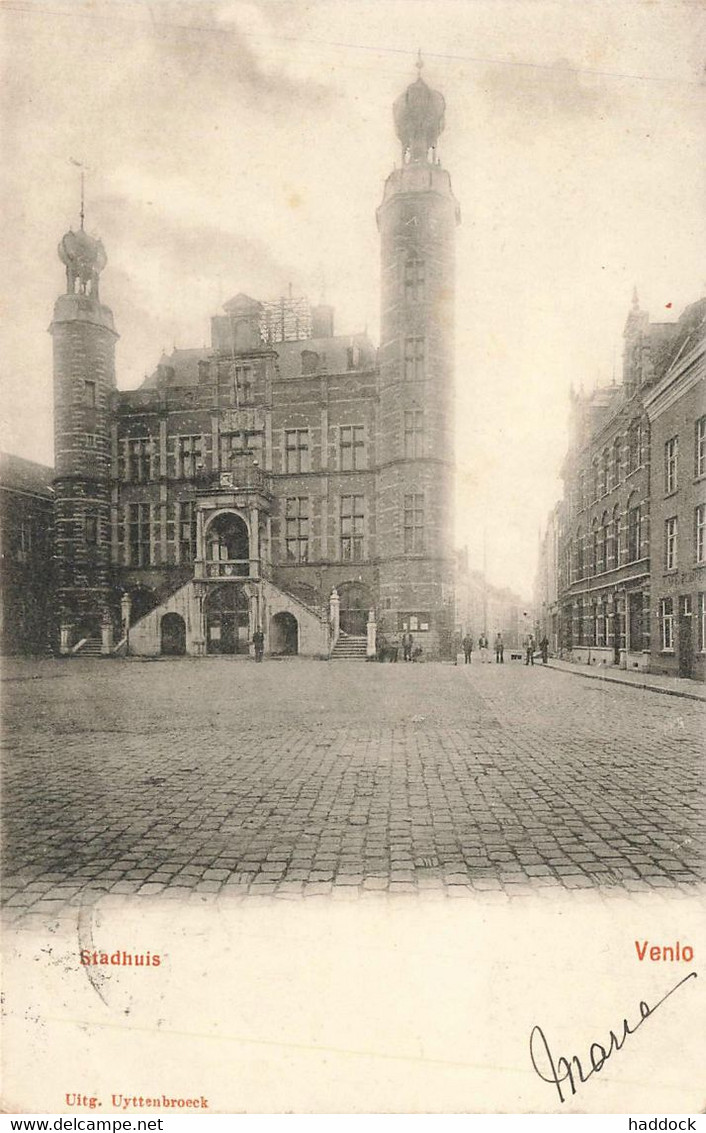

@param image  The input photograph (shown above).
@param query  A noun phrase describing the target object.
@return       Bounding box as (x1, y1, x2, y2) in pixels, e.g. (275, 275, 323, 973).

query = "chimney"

(311, 304, 334, 338)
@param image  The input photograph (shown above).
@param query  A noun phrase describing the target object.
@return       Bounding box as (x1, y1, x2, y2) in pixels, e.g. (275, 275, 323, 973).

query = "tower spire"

(415, 48, 424, 75)
(69, 158, 86, 230)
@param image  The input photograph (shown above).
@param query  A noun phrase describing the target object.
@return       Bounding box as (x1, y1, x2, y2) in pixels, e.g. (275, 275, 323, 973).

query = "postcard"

(1, 0, 704, 1116)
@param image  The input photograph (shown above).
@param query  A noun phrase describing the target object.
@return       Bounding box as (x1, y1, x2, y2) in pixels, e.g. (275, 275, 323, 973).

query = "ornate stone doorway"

(204, 584, 250, 654)
(337, 581, 372, 636)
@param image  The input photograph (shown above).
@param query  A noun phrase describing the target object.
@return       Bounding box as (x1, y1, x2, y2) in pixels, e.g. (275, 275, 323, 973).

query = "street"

(2, 656, 703, 919)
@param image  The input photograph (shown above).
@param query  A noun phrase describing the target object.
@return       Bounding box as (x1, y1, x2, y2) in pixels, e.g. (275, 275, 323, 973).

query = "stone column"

(249, 507, 260, 577)
(59, 623, 71, 655)
(101, 618, 114, 655)
(120, 593, 132, 654)
(329, 588, 340, 641)
(366, 609, 377, 658)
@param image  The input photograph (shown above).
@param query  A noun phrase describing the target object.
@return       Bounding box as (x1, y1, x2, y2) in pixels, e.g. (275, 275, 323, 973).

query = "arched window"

(612, 435, 621, 489)
(613, 503, 621, 568)
(591, 518, 599, 575)
(627, 420, 641, 474)
(576, 527, 585, 580)
(599, 511, 609, 574)
(600, 449, 609, 497)
(627, 494, 641, 562)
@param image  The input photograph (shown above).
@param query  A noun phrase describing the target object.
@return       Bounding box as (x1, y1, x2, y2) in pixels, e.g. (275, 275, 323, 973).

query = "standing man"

(524, 632, 535, 666)
(494, 632, 504, 664)
(252, 627, 265, 662)
(402, 630, 414, 662)
(539, 634, 549, 665)
(462, 633, 474, 664)
(478, 632, 489, 663)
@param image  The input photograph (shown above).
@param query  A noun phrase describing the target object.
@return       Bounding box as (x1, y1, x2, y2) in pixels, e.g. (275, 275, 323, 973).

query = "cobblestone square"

(2, 657, 704, 918)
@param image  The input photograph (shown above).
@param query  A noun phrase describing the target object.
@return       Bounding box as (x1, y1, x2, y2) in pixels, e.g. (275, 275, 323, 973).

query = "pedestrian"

(402, 631, 414, 662)
(539, 635, 549, 665)
(462, 633, 474, 664)
(389, 631, 400, 662)
(494, 632, 504, 664)
(524, 632, 535, 666)
(478, 632, 489, 663)
(252, 627, 264, 662)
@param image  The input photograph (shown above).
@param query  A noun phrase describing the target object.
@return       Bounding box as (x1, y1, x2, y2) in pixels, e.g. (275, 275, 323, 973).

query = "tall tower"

(50, 222, 118, 650)
(376, 59, 460, 656)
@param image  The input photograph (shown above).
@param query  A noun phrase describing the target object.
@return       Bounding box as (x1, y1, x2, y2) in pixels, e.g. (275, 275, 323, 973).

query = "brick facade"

(46, 69, 459, 659)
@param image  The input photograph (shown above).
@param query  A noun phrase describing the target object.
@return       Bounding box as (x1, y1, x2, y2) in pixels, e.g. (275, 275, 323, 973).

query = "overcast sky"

(1, 0, 704, 596)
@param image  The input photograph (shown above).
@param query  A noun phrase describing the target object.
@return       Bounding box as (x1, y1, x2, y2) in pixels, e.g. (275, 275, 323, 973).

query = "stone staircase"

(72, 635, 104, 657)
(330, 631, 368, 661)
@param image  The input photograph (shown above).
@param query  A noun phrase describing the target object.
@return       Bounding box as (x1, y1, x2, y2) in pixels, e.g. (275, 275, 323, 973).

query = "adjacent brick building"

(545, 293, 706, 679)
(0, 453, 54, 654)
(47, 64, 460, 659)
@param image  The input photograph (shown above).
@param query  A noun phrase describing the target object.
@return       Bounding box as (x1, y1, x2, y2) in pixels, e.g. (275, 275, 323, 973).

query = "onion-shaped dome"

(58, 229, 107, 295)
(393, 75, 445, 163)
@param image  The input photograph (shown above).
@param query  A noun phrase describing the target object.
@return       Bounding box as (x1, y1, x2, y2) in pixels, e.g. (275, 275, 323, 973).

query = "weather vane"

(69, 157, 87, 230)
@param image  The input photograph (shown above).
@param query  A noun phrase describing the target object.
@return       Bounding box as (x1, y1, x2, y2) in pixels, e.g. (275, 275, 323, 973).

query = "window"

(404, 259, 425, 303)
(128, 503, 151, 567)
(179, 502, 197, 563)
(613, 507, 622, 568)
(403, 493, 424, 553)
(696, 504, 706, 564)
(127, 437, 154, 482)
(576, 531, 585, 580)
(404, 337, 425, 381)
(627, 503, 641, 562)
(85, 513, 98, 545)
(698, 593, 706, 652)
(660, 598, 674, 651)
(340, 495, 364, 561)
(696, 417, 706, 478)
(284, 497, 309, 562)
(179, 435, 202, 479)
(665, 436, 678, 494)
(301, 350, 319, 376)
(612, 437, 621, 489)
(404, 410, 424, 458)
(627, 421, 641, 474)
(222, 431, 263, 464)
(600, 450, 609, 497)
(234, 365, 253, 404)
(665, 516, 678, 570)
(284, 429, 310, 473)
(576, 598, 584, 645)
(83, 380, 96, 408)
(340, 426, 365, 471)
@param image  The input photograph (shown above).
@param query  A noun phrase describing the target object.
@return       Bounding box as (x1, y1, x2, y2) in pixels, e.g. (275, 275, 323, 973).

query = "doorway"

(678, 595, 693, 678)
(337, 581, 373, 636)
(270, 612, 298, 655)
(161, 613, 186, 656)
(628, 592, 642, 652)
(205, 585, 250, 654)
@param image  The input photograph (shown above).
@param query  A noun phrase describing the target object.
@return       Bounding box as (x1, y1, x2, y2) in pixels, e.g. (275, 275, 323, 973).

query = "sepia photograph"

(1, 0, 704, 1116)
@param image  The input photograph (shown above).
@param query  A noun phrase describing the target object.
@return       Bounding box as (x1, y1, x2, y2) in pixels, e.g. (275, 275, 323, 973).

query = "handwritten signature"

(530, 971, 697, 1103)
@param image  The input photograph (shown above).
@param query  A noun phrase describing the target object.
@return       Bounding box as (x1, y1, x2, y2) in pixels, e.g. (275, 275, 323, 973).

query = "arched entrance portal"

(271, 612, 298, 655)
(206, 513, 249, 575)
(161, 613, 186, 656)
(337, 581, 373, 636)
(205, 585, 249, 654)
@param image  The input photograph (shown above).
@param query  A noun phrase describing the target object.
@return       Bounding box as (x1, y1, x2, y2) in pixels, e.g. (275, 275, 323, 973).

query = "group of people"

(377, 631, 420, 662)
(461, 631, 549, 666)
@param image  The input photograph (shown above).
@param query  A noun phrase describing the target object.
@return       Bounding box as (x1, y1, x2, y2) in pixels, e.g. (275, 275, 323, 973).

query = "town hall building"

(49, 63, 460, 660)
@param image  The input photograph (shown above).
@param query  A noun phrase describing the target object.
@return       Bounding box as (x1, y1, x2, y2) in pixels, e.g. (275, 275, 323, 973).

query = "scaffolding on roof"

(260, 295, 311, 343)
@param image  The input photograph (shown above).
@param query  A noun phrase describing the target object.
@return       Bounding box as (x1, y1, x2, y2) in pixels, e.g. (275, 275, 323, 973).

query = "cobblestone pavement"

(2, 657, 704, 919)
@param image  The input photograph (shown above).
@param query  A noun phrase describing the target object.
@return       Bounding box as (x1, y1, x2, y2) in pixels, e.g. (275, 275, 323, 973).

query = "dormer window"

(301, 350, 319, 375)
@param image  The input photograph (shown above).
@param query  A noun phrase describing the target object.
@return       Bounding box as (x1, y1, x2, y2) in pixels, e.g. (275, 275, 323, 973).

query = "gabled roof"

(0, 452, 54, 496)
